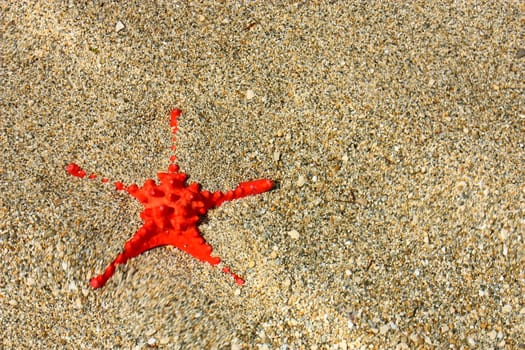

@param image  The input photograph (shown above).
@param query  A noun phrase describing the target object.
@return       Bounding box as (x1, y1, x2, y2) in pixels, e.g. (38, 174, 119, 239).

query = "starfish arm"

(90, 225, 222, 288)
(89, 224, 155, 289)
(89, 254, 122, 289)
(66, 163, 86, 178)
(236, 179, 274, 196)
(66, 162, 129, 190)
(211, 179, 274, 207)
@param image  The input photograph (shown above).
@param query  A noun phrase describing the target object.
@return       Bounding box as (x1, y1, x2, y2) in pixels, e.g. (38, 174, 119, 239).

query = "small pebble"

(273, 150, 280, 161)
(68, 280, 77, 292)
(409, 333, 420, 344)
(145, 328, 157, 337)
(502, 304, 512, 313)
(466, 336, 476, 347)
(115, 21, 125, 32)
(288, 229, 300, 239)
(74, 297, 82, 309)
(297, 175, 306, 187)
(231, 339, 242, 350)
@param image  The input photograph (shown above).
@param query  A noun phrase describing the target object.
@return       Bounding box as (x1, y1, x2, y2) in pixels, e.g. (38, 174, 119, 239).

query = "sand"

(1, 1, 524, 349)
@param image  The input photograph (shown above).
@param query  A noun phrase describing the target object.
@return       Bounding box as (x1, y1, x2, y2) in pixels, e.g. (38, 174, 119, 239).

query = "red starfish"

(66, 109, 274, 289)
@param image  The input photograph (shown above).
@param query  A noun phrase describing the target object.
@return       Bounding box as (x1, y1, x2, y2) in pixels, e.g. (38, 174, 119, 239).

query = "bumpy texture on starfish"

(66, 109, 274, 289)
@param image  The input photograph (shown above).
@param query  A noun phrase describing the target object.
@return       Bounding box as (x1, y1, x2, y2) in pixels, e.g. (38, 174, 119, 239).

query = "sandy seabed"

(1, 1, 524, 349)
